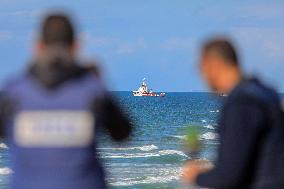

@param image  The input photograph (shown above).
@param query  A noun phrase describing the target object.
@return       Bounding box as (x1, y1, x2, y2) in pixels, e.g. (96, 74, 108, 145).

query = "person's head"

(36, 13, 77, 57)
(199, 37, 243, 93)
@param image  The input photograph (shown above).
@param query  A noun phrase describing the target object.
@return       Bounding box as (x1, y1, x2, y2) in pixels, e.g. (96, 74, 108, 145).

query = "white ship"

(132, 78, 166, 97)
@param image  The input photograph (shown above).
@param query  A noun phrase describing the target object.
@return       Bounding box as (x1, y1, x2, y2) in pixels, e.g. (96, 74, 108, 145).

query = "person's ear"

(199, 55, 208, 74)
(34, 40, 45, 57)
(70, 41, 79, 56)
(201, 61, 208, 77)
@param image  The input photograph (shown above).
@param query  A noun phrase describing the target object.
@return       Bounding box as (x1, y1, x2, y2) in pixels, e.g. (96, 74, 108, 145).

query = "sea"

(0, 92, 224, 189)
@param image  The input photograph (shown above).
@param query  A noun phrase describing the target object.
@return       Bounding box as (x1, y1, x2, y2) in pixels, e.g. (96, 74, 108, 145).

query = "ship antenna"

(142, 78, 146, 86)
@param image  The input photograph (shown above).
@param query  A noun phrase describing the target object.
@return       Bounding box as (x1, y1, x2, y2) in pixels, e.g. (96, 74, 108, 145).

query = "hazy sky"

(0, 0, 284, 92)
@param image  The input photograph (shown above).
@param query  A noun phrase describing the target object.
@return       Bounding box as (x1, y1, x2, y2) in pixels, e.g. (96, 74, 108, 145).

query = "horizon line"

(110, 90, 284, 94)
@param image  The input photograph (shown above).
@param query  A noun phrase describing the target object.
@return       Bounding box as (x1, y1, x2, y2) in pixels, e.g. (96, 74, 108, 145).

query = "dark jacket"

(196, 78, 283, 189)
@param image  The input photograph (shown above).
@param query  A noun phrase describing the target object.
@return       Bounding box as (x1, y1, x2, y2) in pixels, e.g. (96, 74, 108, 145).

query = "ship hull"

(132, 79, 165, 97)
(132, 92, 165, 97)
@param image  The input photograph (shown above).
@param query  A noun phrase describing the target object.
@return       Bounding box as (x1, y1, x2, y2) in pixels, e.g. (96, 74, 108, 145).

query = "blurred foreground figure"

(0, 13, 132, 189)
(182, 38, 284, 189)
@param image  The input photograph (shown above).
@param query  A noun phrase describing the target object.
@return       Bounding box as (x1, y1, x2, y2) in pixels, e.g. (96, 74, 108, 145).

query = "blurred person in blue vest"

(182, 38, 284, 189)
(0, 12, 132, 189)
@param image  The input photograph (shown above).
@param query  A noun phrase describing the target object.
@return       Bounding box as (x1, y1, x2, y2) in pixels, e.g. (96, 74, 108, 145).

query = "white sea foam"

(201, 119, 207, 123)
(204, 124, 215, 130)
(98, 144, 158, 152)
(107, 160, 214, 187)
(200, 132, 218, 140)
(101, 152, 159, 158)
(210, 110, 220, 113)
(0, 143, 8, 149)
(171, 135, 186, 140)
(100, 150, 188, 159)
(110, 174, 180, 186)
(139, 145, 158, 151)
(159, 150, 188, 157)
(0, 167, 13, 175)
(108, 166, 182, 186)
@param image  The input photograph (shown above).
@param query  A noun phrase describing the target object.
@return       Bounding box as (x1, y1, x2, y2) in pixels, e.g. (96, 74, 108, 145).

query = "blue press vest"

(3, 72, 107, 189)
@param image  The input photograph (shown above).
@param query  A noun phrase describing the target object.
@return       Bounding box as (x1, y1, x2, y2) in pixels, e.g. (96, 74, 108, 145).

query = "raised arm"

(94, 92, 133, 142)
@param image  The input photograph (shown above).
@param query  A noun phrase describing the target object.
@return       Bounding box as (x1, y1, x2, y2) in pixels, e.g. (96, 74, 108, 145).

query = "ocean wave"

(100, 150, 188, 159)
(98, 144, 158, 152)
(200, 132, 218, 140)
(170, 135, 186, 140)
(170, 132, 218, 142)
(159, 150, 188, 157)
(107, 159, 213, 187)
(108, 167, 181, 186)
(109, 175, 180, 186)
(204, 125, 215, 130)
(139, 145, 158, 151)
(0, 143, 8, 149)
(0, 167, 13, 175)
(210, 110, 220, 113)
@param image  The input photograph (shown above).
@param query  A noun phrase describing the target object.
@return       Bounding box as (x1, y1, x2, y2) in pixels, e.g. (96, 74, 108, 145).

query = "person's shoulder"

(76, 66, 102, 86)
(0, 72, 33, 103)
(81, 73, 105, 91)
(2, 72, 31, 92)
(229, 77, 280, 107)
(74, 64, 107, 95)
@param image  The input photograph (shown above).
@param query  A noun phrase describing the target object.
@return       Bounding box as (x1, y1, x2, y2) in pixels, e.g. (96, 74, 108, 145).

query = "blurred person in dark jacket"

(0, 12, 132, 189)
(182, 38, 284, 189)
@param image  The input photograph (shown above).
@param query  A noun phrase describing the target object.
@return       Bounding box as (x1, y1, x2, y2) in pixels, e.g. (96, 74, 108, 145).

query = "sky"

(0, 0, 284, 92)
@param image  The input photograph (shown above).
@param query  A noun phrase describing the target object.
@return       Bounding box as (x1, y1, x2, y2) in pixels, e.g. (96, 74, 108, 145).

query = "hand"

(181, 160, 213, 184)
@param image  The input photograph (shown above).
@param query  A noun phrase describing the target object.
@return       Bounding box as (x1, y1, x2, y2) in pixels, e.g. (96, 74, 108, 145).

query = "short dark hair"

(202, 38, 239, 66)
(41, 13, 75, 47)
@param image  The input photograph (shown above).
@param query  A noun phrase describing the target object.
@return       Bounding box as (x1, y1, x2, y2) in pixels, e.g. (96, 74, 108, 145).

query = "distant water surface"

(0, 92, 223, 189)
(99, 92, 222, 188)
